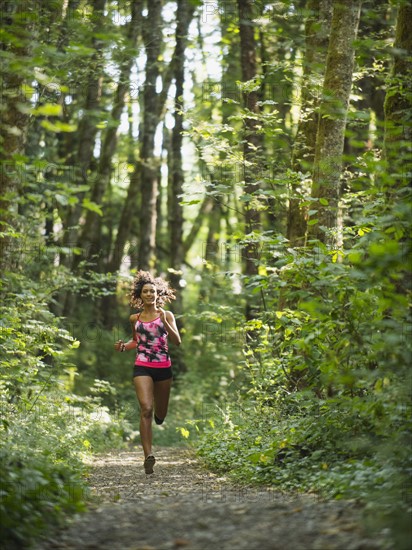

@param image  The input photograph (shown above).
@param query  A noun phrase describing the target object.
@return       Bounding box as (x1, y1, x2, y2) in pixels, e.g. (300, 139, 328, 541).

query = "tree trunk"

(182, 196, 214, 257)
(201, 200, 222, 303)
(74, 0, 143, 264)
(343, 2, 391, 162)
(287, 0, 333, 247)
(61, 0, 106, 317)
(137, 0, 163, 270)
(307, 0, 362, 246)
(382, 2, 412, 298)
(168, 0, 195, 301)
(237, 0, 262, 319)
(113, 0, 194, 273)
(167, 0, 194, 372)
(62, 0, 106, 252)
(383, 3, 412, 178)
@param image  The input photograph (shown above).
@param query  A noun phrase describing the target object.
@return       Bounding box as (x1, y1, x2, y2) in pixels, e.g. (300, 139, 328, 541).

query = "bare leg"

(153, 377, 173, 422)
(133, 376, 154, 458)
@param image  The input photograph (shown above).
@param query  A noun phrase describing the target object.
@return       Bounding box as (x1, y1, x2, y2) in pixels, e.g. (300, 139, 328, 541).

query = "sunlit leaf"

(82, 198, 103, 216)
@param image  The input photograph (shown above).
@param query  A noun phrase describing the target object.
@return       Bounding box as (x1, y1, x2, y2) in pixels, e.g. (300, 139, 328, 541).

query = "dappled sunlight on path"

(34, 448, 387, 550)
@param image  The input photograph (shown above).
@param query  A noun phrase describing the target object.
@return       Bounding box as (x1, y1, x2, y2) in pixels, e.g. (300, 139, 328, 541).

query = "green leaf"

(179, 199, 202, 205)
(32, 104, 62, 117)
(82, 199, 103, 216)
(54, 194, 69, 206)
(178, 427, 190, 439)
(41, 120, 77, 133)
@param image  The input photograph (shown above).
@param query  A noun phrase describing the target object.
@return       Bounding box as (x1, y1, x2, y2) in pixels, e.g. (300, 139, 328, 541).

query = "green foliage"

(1, 448, 85, 549)
(189, 185, 411, 547)
(0, 258, 131, 548)
(177, 8, 412, 547)
(1, 2, 410, 549)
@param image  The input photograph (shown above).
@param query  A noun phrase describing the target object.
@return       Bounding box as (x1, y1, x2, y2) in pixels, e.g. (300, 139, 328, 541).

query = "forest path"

(34, 447, 385, 550)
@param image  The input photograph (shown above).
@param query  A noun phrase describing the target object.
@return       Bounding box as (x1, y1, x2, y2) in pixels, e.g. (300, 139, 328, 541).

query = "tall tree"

(112, 0, 196, 275)
(307, 0, 362, 246)
(75, 0, 143, 264)
(168, 0, 195, 308)
(383, 1, 412, 180)
(62, 0, 106, 251)
(237, 0, 262, 319)
(137, 0, 163, 270)
(381, 0, 412, 299)
(287, 0, 333, 247)
(344, 2, 391, 157)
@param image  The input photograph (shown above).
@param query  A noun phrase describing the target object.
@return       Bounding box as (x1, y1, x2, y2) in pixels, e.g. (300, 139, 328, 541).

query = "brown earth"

(33, 447, 392, 550)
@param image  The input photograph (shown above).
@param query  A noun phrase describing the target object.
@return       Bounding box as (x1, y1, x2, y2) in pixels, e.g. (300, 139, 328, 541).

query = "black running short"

(133, 365, 173, 382)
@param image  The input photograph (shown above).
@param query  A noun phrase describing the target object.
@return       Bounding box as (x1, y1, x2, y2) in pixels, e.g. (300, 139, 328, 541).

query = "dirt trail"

(34, 447, 389, 550)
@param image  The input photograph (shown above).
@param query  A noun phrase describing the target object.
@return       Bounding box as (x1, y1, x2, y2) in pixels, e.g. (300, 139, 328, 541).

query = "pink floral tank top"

(135, 316, 171, 368)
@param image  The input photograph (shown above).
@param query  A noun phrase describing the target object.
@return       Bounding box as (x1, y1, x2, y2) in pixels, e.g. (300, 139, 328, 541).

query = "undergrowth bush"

(190, 213, 411, 549)
(0, 267, 131, 549)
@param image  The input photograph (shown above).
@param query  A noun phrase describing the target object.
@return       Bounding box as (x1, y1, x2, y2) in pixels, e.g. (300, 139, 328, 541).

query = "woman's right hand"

(114, 340, 124, 352)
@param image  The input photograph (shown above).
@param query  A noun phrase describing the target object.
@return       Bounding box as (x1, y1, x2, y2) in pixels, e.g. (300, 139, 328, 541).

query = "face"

(140, 283, 157, 305)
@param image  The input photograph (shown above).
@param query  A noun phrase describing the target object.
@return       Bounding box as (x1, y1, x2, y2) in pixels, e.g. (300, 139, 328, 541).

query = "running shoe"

(144, 454, 156, 474)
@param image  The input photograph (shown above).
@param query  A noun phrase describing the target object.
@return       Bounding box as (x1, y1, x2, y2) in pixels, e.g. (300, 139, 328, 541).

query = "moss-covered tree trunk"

(307, 0, 362, 246)
(287, 0, 333, 247)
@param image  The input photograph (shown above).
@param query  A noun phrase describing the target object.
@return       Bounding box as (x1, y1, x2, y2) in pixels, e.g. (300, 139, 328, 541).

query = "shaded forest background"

(0, 1, 411, 549)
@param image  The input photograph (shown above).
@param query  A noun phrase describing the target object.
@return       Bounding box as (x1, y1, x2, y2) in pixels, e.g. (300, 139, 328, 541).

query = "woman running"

(114, 271, 181, 474)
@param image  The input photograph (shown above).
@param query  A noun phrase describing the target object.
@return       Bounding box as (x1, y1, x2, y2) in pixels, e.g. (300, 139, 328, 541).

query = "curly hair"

(129, 270, 176, 309)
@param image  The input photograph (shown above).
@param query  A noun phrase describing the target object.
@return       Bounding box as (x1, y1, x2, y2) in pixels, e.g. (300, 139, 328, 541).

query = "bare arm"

(159, 308, 181, 346)
(114, 314, 138, 352)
